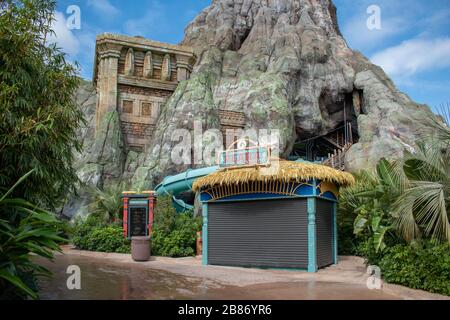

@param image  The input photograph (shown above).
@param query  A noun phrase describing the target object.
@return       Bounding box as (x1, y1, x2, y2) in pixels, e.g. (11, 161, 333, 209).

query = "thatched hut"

(193, 159, 354, 272)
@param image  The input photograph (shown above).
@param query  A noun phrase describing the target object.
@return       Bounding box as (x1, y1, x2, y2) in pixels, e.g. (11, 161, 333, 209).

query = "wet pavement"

(34, 254, 400, 300)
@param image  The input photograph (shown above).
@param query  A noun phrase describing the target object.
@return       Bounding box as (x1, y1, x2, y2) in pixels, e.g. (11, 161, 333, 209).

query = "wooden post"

(148, 193, 155, 236)
(123, 197, 128, 238)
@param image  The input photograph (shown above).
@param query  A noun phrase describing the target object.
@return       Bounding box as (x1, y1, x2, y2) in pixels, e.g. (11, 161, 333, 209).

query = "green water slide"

(154, 166, 219, 212)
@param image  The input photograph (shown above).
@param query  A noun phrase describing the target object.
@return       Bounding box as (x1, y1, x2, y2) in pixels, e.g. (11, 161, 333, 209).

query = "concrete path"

(58, 246, 449, 300)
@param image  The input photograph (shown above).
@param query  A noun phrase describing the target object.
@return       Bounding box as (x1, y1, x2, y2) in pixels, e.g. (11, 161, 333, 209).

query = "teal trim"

(211, 195, 303, 203)
(202, 203, 208, 266)
(333, 202, 338, 264)
(128, 199, 149, 206)
(218, 265, 307, 272)
(307, 196, 317, 273)
(202, 194, 338, 204)
(121, 194, 150, 199)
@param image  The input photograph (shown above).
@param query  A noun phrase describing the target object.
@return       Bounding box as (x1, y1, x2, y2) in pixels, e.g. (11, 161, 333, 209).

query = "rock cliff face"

(65, 0, 436, 216)
(131, 0, 436, 189)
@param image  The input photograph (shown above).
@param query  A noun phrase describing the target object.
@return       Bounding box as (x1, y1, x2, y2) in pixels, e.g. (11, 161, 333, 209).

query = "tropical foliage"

(70, 184, 128, 253)
(0, 0, 83, 208)
(151, 195, 202, 257)
(71, 217, 130, 254)
(339, 105, 450, 294)
(0, 171, 66, 299)
(379, 242, 450, 296)
(0, 0, 83, 299)
(392, 143, 449, 243)
(88, 183, 124, 224)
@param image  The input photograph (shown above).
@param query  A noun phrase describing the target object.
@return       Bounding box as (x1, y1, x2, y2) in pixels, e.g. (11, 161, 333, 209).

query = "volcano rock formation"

(66, 0, 437, 217)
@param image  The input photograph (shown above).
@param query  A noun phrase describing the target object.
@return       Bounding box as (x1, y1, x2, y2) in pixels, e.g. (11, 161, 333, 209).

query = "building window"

(141, 102, 152, 117)
(122, 100, 133, 114)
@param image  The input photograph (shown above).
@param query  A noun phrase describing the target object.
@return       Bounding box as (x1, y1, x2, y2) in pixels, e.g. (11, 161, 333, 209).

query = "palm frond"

(416, 103, 450, 144)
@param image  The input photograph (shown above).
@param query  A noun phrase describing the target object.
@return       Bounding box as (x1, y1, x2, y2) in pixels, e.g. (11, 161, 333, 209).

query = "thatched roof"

(192, 159, 355, 192)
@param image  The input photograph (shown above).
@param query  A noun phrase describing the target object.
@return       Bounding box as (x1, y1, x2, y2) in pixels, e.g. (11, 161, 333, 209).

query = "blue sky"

(53, 0, 450, 112)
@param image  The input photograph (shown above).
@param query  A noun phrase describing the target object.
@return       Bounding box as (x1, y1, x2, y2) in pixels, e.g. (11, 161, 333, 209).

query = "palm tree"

(89, 183, 125, 224)
(393, 104, 450, 243)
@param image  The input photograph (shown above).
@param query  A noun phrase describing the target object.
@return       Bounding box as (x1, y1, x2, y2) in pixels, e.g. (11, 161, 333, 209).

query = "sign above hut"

(218, 139, 271, 169)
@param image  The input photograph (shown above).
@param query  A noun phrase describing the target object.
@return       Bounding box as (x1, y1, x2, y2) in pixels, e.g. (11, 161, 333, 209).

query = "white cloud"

(342, 14, 408, 52)
(48, 11, 80, 56)
(371, 37, 450, 76)
(47, 11, 102, 79)
(123, 1, 166, 37)
(87, 0, 119, 17)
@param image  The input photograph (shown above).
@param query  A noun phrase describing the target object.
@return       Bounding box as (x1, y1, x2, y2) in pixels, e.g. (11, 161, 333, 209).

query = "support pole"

(202, 203, 208, 266)
(333, 202, 338, 265)
(148, 193, 155, 236)
(123, 197, 128, 238)
(307, 197, 317, 272)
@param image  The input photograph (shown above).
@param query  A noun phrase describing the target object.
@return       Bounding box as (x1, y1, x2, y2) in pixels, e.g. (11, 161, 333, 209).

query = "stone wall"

(93, 33, 196, 152)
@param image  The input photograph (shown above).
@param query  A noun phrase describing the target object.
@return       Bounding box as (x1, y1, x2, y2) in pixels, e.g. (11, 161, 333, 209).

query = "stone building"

(93, 33, 196, 152)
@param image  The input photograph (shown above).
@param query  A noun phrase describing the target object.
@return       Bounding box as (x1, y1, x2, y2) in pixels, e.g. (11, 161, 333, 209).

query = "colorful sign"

(218, 145, 271, 169)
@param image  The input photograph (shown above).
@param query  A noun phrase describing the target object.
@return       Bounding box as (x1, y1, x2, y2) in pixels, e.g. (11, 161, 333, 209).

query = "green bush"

(151, 195, 202, 257)
(85, 227, 130, 253)
(71, 216, 130, 253)
(379, 243, 450, 296)
(337, 206, 360, 256)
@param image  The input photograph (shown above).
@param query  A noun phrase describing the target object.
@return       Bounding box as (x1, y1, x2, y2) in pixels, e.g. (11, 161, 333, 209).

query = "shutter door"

(316, 199, 334, 268)
(208, 199, 308, 269)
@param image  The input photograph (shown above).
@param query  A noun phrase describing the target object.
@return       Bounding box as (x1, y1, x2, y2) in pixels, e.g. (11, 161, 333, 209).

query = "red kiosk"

(122, 191, 156, 239)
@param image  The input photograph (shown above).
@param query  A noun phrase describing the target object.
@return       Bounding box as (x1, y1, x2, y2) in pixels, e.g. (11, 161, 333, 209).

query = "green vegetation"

(379, 242, 450, 296)
(0, 0, 83, 208)
(72, 216, 130, 254)
(151, 195, 202, 257)
(339, 160, 402, 263)
(89, 183, 124, 224)
(70, 195, 202, 257)
(70, 184, 129, 253)
(0, 171, 66, 299)
(338, 109, 450, 295)
(0, 0, 83, 299)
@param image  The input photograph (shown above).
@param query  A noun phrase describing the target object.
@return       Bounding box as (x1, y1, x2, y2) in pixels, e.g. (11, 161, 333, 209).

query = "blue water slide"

(154, 166, 219, 212)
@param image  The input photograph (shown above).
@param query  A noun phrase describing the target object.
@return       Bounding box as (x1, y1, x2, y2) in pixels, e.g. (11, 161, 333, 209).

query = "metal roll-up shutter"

(208, 199, 308, 269)
(316, 199, 334, 268)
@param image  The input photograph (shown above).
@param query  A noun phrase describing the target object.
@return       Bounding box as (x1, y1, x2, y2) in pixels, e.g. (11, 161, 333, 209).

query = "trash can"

(131, 236, 151, 261)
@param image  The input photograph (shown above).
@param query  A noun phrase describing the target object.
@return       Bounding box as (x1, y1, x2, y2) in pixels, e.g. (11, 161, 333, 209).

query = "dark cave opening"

(231, 27, 251, 51)
(290, 90, 362, 163)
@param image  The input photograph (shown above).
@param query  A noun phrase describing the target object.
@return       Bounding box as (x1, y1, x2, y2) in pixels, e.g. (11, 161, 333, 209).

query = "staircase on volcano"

(322, 122, 354, 171)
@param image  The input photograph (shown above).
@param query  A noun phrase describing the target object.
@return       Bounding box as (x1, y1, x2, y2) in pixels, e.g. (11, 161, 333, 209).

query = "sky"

(53, 0, 450, 112)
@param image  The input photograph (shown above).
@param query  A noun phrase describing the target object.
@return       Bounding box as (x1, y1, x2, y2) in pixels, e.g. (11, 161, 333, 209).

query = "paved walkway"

(59, 246, 449, 300)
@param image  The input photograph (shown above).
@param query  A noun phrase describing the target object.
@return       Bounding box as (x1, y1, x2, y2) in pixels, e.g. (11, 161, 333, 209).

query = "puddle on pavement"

(34, 254, 399, 300)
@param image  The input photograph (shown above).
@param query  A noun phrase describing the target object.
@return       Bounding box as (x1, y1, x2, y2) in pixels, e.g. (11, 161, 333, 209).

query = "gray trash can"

(131, 236, 151, 261)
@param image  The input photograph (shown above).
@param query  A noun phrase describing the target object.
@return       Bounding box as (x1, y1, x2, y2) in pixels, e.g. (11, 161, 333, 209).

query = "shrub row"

(72, 217, 130, 253)
(378, 243, 450, 296)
